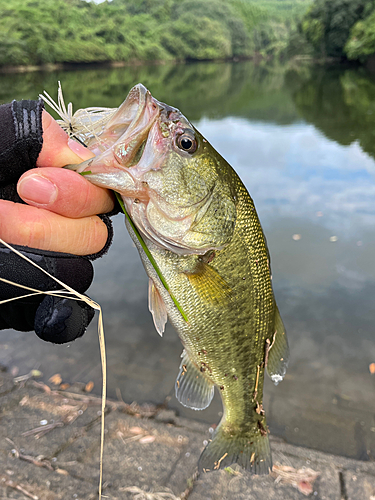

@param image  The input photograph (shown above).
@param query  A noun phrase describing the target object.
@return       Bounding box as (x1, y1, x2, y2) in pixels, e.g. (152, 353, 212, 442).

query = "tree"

(301, 0, 375, 58)
(345, 10, 375, 61)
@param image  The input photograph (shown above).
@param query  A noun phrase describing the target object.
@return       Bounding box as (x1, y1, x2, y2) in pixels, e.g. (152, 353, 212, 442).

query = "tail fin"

(198, 424, 272, 474)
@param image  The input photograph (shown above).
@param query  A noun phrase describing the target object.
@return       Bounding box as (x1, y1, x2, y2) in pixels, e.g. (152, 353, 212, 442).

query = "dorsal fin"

(266, 306, 289, 385)
(175, 350, 214, 410)
(148, 278, 167, 337)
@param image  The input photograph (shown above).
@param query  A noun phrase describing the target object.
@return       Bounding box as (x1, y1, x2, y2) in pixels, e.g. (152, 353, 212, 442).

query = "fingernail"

(18, 174, 57, 205)
(68, 138, 89, 158)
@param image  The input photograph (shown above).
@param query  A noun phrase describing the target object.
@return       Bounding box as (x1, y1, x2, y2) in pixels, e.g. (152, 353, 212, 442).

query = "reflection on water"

(0, 61, 374, 461)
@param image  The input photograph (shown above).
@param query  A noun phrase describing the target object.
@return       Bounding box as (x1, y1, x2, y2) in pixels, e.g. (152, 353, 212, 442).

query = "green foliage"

(301, 0, 375, 58)
(285, 30, 315, 58)
(345, 10, 375, 61)
(0, 0, 314, 67)
(247, 0, 313, 58)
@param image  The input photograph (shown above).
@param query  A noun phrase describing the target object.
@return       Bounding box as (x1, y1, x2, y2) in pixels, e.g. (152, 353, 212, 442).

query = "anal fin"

(148, 278, 167, 337)
(266, 306, 289, 385)
(175, 350, 214, 410)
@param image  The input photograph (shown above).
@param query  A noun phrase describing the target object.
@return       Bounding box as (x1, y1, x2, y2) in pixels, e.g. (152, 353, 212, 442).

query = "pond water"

(1, 61, 375, 461)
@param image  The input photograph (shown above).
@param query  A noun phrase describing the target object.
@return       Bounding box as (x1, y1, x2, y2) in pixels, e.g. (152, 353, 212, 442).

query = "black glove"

(0, 244, 95, 343)
(0, 99, 113, 343)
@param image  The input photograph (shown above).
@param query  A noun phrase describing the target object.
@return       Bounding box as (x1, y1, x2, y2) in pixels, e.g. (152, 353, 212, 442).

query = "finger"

(0, 200, 108, 255)
(17, 167, 115, 218)
(36, 111, 94, 168)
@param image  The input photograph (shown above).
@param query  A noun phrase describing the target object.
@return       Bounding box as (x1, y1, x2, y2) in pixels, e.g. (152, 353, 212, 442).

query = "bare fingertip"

(18, 174, 58, 206)
(68, 138, 93, 160)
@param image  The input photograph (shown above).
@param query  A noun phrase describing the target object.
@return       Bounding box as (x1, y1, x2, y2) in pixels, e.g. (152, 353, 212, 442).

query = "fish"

(60, 83, 289, 474)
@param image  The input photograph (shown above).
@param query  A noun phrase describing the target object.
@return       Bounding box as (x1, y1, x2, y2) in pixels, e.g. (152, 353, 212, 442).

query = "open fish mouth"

(111, 85, 163, 168)
(75, 84, 162, 174)
(74, 84, 216, 254)
(75, 84, 184, 183)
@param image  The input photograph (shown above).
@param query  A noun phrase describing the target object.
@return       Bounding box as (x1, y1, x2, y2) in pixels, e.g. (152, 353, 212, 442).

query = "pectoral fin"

(266, 306, 289, 385)
(148, 279, 167, 337)
(186, 262, 231, 305)
(175, 350, 214, 410)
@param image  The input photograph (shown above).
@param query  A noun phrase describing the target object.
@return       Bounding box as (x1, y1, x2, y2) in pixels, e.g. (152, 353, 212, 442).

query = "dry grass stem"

(6, 438, 68, 475)
(0, 238, 106, 500)
(0, 475, 38, 500)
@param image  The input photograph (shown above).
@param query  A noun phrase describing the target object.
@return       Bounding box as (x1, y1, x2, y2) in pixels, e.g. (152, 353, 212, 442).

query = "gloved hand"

(0, 99, 116, 343)
(0, 243, 95, 343)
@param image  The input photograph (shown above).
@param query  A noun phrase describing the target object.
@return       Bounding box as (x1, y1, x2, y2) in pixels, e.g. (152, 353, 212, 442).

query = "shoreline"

(0, 55, 355, 75)
(0, 59, 177, 74)
(0, 54, 299, 74)
(0, 57, 241, 74)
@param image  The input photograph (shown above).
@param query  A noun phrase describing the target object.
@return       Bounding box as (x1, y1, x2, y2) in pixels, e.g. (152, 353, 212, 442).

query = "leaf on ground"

(129, 426, 145, 435)
(272, 464, 320, 496)
(119, 486, 181, 499)
(85, 381, 94, 392)
(49, 374, 62, 385)
(139, 435, 155, 444)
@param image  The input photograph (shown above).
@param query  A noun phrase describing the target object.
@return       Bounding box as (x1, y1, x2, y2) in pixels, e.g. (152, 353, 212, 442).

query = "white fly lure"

(40, 81, 116, 149)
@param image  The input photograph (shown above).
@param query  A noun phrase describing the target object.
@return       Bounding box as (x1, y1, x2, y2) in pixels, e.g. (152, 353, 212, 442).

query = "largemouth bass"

(61, 84, 289, 474)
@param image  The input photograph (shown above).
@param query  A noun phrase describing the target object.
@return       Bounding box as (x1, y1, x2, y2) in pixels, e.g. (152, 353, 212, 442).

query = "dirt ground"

(0, 371, 374, 500)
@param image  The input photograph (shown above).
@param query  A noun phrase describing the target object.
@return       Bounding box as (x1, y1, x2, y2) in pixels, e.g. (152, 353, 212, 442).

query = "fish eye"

(176, 132, 197, 154)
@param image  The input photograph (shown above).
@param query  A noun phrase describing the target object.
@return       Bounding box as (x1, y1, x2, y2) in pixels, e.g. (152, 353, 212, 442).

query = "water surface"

(1, 61, 374, 461)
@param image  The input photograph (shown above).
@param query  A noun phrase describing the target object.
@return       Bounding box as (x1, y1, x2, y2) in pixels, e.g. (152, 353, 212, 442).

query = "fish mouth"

(111, 85, 162, 168)
(78, 84, 213, 254)
(78, 84, 162, 176)
(81, 83, 185, 179)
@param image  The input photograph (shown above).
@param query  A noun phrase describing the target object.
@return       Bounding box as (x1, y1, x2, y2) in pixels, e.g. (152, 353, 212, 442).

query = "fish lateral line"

(252, 337, 277, 415)
(257, 420, 268, 437)
(115, 191, 189, 323)
(255, 402, 265, 416)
